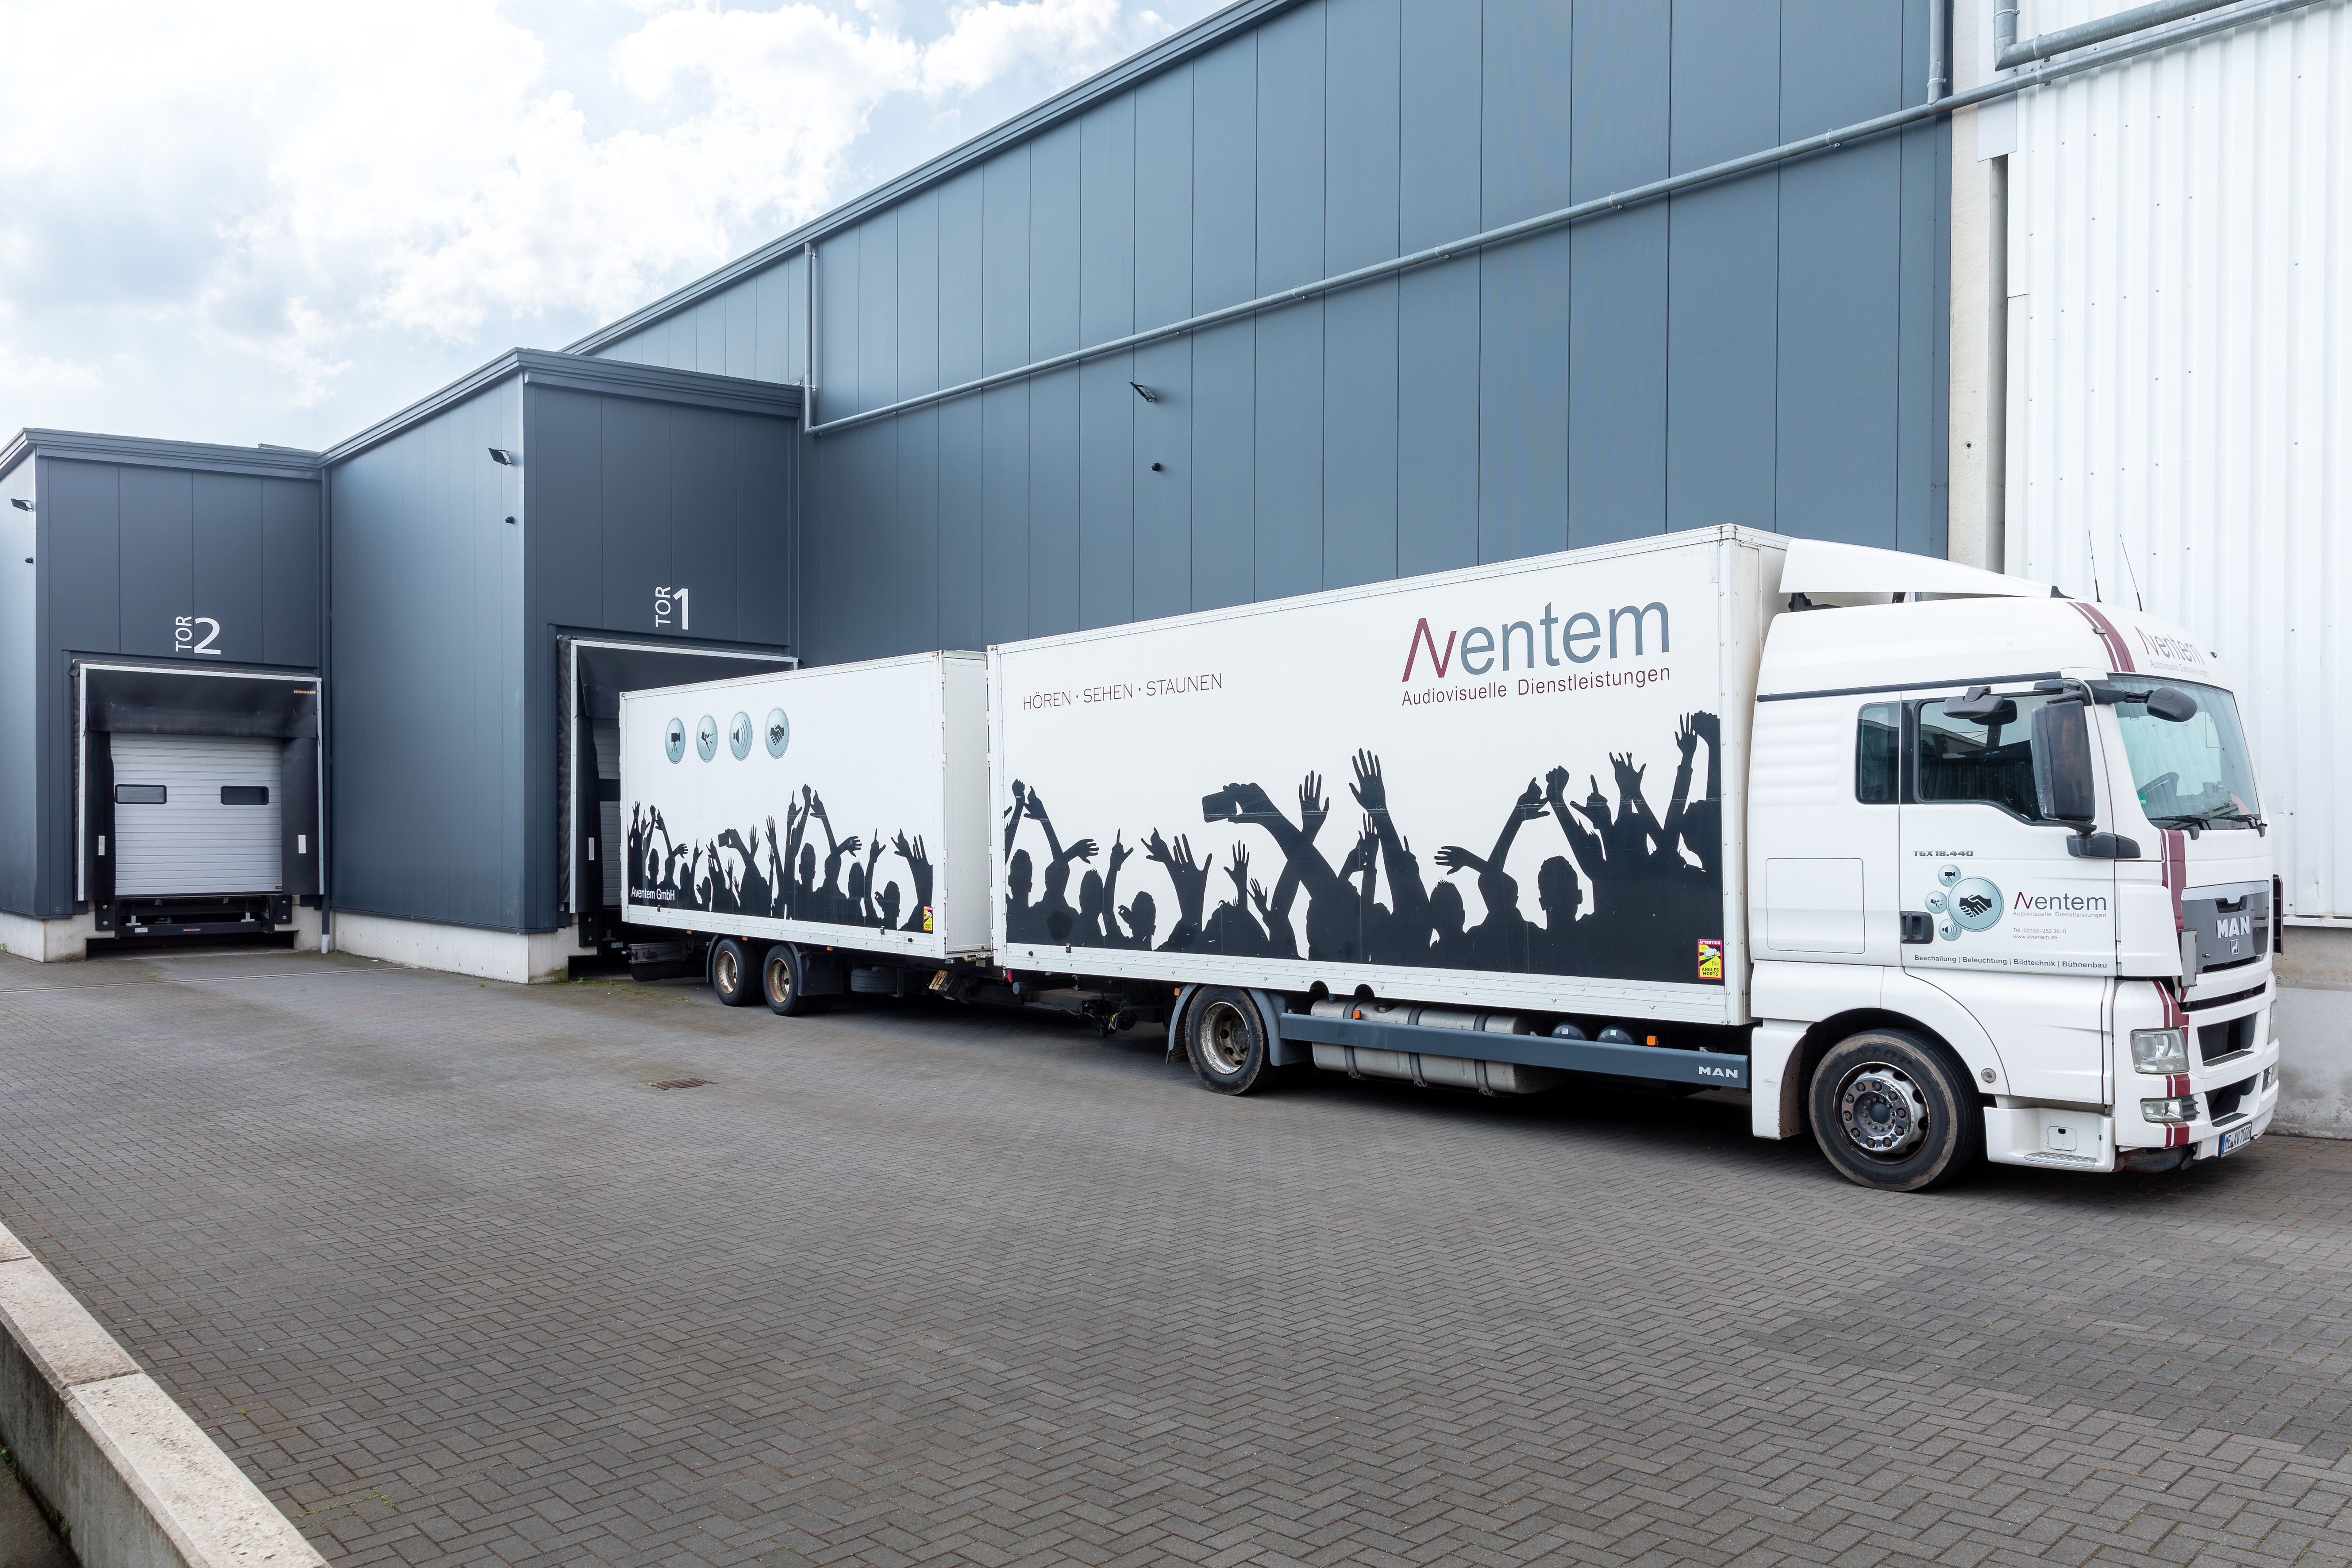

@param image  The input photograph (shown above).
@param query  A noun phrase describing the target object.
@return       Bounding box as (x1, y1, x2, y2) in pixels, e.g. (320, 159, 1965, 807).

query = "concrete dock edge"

(0, 1221, 324, 1568)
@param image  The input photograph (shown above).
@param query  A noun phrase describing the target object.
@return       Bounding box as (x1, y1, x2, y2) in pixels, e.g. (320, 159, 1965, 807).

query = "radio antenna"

(2117, 527, 2147, 611)
(2082, 523, 2105, 603)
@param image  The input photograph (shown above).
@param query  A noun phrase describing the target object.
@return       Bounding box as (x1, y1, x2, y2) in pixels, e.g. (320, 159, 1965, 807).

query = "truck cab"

(1747, 543, 2278, 1189)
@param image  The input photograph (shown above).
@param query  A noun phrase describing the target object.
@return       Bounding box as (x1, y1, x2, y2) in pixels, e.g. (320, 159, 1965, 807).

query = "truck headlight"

(2140, 1094, 2201, 1124)
(2130, 1027, 2190, 1075)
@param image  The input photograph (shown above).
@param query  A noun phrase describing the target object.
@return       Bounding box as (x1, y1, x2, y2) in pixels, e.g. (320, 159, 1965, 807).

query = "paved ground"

(0, 947, 2348, 1568)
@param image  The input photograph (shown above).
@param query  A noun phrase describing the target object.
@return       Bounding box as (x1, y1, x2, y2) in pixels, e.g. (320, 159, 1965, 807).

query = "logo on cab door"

(1924, 864, 2003, 941)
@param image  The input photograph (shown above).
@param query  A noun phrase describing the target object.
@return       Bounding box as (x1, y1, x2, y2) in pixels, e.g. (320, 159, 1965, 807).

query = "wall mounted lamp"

(8, 498, 29, 511)
(488, 447, 516, 465)
(1129, 383, 1159, 403)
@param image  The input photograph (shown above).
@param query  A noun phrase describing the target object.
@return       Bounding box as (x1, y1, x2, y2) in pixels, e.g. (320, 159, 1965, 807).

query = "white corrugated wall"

(2007, 0, 2350, 921)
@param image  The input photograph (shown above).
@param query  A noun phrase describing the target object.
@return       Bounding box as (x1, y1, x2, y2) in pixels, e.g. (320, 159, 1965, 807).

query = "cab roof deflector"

(1779, 539, 2054, 600)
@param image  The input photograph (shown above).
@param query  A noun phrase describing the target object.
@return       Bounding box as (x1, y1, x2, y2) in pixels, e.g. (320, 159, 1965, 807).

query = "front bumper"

(1983, 981, 2280, 1174)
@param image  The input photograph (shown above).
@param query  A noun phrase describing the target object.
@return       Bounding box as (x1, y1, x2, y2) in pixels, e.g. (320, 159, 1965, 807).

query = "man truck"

(618, 527, 2279, 1191)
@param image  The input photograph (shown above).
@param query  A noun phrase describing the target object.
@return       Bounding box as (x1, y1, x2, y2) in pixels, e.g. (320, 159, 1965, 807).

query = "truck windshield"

(2108, 676, 2263, 831)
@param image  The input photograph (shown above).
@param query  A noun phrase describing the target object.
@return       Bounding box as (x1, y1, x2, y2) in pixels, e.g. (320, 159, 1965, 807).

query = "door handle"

(1899, 911, 1935, 944)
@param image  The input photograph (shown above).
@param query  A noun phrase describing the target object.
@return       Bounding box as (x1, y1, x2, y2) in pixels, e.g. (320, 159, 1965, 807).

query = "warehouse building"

(1, 0, 2344, 1054)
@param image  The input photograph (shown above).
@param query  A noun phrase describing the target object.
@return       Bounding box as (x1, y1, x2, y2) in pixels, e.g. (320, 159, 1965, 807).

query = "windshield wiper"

(2145, 814, 2204, 839)
(2211, 809, 2269, 836)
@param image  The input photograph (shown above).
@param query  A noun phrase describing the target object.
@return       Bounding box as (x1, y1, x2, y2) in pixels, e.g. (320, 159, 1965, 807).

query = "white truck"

(620, 527, 2280, 1191)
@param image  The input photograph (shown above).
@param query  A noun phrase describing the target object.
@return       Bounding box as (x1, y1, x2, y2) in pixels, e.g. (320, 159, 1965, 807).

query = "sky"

(0, 0, 1220, 453)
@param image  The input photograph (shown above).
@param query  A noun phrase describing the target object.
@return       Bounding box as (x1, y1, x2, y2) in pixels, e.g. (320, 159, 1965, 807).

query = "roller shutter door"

(110, 735, 285, 896)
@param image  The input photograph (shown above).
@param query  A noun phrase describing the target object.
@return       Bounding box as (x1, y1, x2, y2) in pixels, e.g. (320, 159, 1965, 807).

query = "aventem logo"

(1402, 601, 1670, 681)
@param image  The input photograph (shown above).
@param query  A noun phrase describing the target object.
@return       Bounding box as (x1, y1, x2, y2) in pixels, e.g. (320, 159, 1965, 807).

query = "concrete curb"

(0, 1222, 325, 1567)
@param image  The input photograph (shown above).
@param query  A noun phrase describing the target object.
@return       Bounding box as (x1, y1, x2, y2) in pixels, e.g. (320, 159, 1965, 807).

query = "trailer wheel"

(1807, 1029, 1982, 1192)
(1184, 988, 1275, 1095)
(762, 944, 830, 1017)
(711, 938, 761, 1007)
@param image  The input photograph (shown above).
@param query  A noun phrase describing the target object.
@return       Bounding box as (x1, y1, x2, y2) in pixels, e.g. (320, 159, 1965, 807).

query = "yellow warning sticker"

(1696, 939, 1724, 980)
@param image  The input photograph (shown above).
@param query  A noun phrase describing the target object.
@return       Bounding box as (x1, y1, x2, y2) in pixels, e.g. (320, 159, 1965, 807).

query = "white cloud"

(0, 0, 1192, 446)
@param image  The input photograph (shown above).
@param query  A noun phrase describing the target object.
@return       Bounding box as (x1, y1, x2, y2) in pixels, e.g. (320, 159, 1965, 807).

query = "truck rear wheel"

(711, 938, 761, 1007)
(1185, 988, 1276, 1095)
(762, 944, 830, 1017)
(1808, 1029, 1982, 1191)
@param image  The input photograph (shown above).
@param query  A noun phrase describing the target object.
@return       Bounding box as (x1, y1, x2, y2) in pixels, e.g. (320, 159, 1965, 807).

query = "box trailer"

(624, 528, 2282, 1193)
(617, 652, 989, 1006)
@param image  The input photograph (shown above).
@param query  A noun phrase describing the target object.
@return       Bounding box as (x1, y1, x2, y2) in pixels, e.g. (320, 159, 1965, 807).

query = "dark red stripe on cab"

(2071, 600, 2137, 672)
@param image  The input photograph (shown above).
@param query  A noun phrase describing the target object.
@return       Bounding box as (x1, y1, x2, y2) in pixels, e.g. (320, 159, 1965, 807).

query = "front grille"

(2184, 982, 2267, 1013)
(2198, 1013, 2261, 1066)
(2208, 1074, 2260, 1124)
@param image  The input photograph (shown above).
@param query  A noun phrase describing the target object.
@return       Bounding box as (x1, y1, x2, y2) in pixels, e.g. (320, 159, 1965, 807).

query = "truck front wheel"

(711, 938, 762, 1006)
(1808, 1030, 1982, 1191)
(762, 944, 831, 1017)
(1185, 988, 1275, 1095)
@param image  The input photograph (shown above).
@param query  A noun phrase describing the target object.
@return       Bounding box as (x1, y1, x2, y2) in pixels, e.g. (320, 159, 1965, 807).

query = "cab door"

(1898, 690, 2117, 979)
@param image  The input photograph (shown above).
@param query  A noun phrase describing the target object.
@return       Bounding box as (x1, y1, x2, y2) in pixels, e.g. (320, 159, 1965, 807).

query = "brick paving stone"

(0, 946, 2348, 1566)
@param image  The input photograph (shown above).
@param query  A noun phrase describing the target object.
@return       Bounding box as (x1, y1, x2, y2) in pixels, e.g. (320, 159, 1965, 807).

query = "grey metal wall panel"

(982, 153, 1032, 640)
(1078, 101, 1137, 630)
(118, 466, 193, 661)
(1253, 5, 1325, 604)
(260, 478, 321, 667)
(1566, 0, 1668, 547)
(1898, 117, 1951, 559)
(893, 407, 941, 651)
(191, 473, 266, 665)
(1191, 321, 1255, 613)
(1078, 356, 1134, 630)
(1397, 0, 1482, 579)
(599, 397, 671, 631)
(330, 380, 524, 929)
(1191, 40, 1256, 611)
(42, 460, 120, 654)
(1397, 262, 1481, 578)
(669, 406, 740, 640)
(0, 460, 35, 914)
(1029, 125, 1084, 638)
(1665, 0, 1781, 535)
(859, 210, 899, 419)
(529, 386, 606, 628)
(1477, 0, 1573, 566)
(1778, 143, 1902, 545)
(938, 170, 987, 652)
(1193, 38, 1257, 313)
(736, 415, 797, 650)
(1131, 338, 1193, 621)
(982, 387, 1030, 641)
(1322, 0, 1402, 588)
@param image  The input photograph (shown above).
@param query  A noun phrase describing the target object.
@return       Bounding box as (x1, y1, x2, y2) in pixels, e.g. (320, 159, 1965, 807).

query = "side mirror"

(2031, 700, 2098, 824)
(2145, 686, 2199, 723)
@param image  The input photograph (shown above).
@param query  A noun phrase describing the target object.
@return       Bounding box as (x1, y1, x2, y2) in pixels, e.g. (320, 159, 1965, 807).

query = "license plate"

(2221, 1125, 2255, 1156)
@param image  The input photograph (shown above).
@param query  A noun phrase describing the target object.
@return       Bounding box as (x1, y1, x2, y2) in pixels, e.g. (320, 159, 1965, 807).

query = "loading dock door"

(109, 735, 285, 896)
(559, 637, 794, 923)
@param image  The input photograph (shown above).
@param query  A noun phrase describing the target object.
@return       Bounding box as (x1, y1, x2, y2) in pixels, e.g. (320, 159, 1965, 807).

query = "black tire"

(761, 943, 831, 1017)
(1808, 1029, 1983, 1191)
(711, 938, 762, 1007)
(1184, 988, 1276, 1094)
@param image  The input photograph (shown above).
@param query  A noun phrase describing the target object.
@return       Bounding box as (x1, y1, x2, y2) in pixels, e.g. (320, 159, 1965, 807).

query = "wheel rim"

(714, 946, 739, 996)
(765, 952, 793, 1005)
(1198, 1001, 1252, 1075)
(1838, 1062, 1930, 1158)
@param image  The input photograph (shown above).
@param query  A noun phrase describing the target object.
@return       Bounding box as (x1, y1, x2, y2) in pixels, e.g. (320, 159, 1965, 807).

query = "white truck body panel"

(618, 652, 991, 959)
(988, 528, 1787, 1024)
